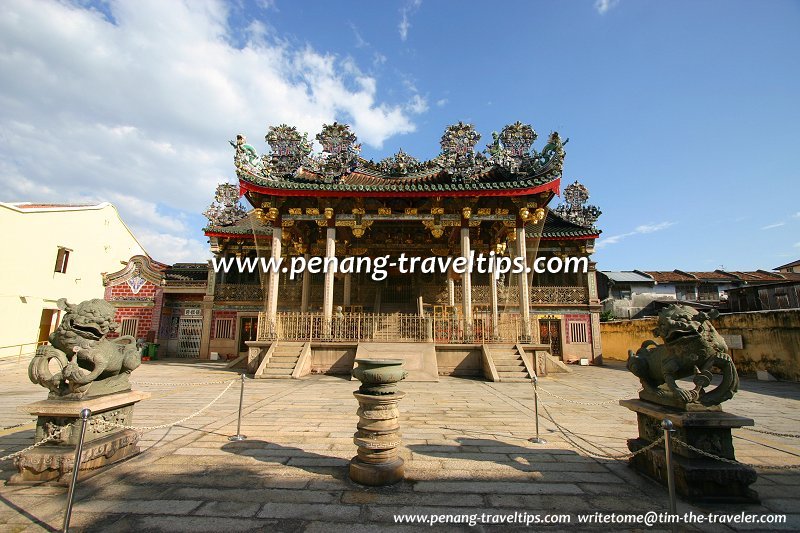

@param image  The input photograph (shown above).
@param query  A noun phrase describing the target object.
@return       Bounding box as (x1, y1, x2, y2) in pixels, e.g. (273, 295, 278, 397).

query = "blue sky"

(1, 0, 798, 269)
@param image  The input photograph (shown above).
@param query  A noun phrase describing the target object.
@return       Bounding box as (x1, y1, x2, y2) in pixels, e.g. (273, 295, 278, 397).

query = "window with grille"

(120, 318, 138, 337)
(54, 247, 71, 273)
(214, 318, 234, 339)
(569, 321, 588, 343)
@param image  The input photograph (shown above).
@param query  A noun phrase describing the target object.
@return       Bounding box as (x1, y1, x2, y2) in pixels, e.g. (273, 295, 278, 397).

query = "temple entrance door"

(238, 316, 258, 354)
(177, 317, 202, 358)
(539, 319, 562, 359)
(380, 276, 415, 313)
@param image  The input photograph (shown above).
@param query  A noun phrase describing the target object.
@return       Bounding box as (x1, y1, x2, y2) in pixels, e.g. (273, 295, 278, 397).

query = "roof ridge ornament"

(485, 121, 538, 173)
(203, 183, 247, 227)
(230, 134, 269, 176)
(377, 148, 423, 176)
(553, 180, 601, 228)
(438, 122, 489, 180)
(313, 122, 361, 182)
(265, 124, 312, 177)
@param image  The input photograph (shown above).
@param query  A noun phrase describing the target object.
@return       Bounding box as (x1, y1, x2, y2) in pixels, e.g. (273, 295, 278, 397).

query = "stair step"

(265, 368, 293, 375)
(489, 348, 519, 357)
(268, 362, 296, 369)
(272, 356, 299, 361)
(500, 377, 531, 383)
(497, 371, 529, 378)
(495, 364, 525, 372)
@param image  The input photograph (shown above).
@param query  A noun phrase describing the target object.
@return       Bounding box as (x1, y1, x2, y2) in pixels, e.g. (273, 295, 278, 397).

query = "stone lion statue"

(29, 298, 141, 399)
(627, 304, 738, 408)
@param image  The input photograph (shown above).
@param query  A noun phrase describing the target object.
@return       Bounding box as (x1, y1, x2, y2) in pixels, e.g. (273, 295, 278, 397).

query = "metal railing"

(257, 312, 529, 344)
(0, 341, 49, 363)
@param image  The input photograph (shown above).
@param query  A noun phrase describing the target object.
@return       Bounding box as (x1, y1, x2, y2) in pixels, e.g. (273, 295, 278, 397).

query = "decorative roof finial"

(553, 181, 601, 228)
(203, 183, 247, 227)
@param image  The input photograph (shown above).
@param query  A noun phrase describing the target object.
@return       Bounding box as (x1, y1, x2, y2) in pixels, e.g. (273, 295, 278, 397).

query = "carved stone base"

(349, 457, 404, 486)
(9, 429, 141, 485)
(620, 399, 758, 503)
(9, 390, 149, 485)
(349, 391, 405, 486)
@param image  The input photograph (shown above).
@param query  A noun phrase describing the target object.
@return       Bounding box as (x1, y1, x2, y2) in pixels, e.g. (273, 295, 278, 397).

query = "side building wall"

(600, 310, 800, 381)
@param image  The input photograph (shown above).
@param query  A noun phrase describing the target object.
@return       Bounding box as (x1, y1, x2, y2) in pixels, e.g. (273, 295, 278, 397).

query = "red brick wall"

(564, 313, 592, 344)
(107, 280, 159, 300)
(112, 307, 157, 340)
(211, 310, 237, 339)
(105, 280, 163, 341)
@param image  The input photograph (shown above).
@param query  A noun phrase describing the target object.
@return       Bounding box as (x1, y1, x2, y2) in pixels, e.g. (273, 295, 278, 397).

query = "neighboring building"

(775, 259, 800, 274)
(102, 256, 208, 358)
(0, 202, 146, 358)
(599, 269, 800, 318)
(726, 281, 800, 312)
(199, 121, 604, 376)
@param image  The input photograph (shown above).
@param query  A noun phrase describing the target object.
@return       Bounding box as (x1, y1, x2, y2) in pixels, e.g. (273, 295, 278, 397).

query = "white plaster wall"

(0, 203, 146, 358)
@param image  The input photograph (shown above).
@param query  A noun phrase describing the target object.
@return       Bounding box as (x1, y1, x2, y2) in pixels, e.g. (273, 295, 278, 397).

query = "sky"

(1, 0, 798, 270)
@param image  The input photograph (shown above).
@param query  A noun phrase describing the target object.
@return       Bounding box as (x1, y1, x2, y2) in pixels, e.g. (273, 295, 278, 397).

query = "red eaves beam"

(239, 177, 561, 198)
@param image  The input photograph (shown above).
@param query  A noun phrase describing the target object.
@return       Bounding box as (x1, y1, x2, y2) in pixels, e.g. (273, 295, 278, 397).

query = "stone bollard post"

(349, 358, 407, 486)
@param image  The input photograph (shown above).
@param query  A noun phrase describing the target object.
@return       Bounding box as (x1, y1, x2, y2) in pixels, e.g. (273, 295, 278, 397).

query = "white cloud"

(594, 0, 620, 15)
(133, 227, 211, 264)
(436, 98, 448, 107)
(761, 222, 785, 230)
(596, 221, 674, 249)
(399, 0, 422, 41)
(407, 94, 429, 114)
(794, 242, 800, 248)
(0, 0, 421, 263)
(792, 212, 800, 219)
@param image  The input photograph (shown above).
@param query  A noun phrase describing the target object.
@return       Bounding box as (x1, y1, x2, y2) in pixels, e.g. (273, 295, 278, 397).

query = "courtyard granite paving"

(0, 357, 798, 532)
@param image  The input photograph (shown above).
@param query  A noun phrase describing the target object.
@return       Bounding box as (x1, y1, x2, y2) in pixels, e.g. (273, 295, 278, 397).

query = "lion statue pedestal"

(621, 304, 758, 503)
(10, 299, 149, 485)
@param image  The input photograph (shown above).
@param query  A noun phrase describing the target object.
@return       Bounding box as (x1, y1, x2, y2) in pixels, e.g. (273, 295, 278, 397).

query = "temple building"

(198, 121, 602, 379)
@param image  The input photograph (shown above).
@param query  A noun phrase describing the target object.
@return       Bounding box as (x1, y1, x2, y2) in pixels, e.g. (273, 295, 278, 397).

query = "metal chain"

(93, 380, 236, 431)
(1, 419, 36, 431)
(536, 392, 663, 460)
(742, 427, 800, 439)
(0, 425, 72, 462)
(535, 385, 640, 406)
(672, 437, 800, 470)
(131, 377, 240, 387)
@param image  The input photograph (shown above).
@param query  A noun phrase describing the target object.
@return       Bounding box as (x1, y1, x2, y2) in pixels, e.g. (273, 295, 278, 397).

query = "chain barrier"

(1, 419, 36, 431)
(742, 427, 800, 439)
(130, 377, 240, 387)
(672, 437, 800, 471)
(535, 385, 641, 406)
(0, 425, 72, 462)
(534, 390, 664, 460)
(93, 380, 236, 432)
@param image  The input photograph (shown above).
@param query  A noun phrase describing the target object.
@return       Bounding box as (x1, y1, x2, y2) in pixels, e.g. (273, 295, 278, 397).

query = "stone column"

(460, 227, 473, 337)
(322, 225, 336, 336)
(587, 263, 599, 304)
(300, 253, 311, 313)
(516, 225, 532, 341)
(265, 224, 282, 336)
(344, 273, 352, 308)
(446, 258, 455, 308)
(199, 260, 216, 359)
(490, 258, 499, 339)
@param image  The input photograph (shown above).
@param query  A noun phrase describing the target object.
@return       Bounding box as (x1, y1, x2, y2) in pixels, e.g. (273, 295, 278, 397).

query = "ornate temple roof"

(528, 211, 601, 241)
(204, 209, 273, 238)
(232, 121, 566, 197)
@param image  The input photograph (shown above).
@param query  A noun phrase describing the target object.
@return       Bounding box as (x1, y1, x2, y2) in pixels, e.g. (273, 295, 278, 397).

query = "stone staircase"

(485, 345, 532, 382)
(260, 341, 305, 379)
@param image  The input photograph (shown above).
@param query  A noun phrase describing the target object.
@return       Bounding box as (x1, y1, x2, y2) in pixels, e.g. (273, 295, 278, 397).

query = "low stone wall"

(600, 310, 800, 381)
